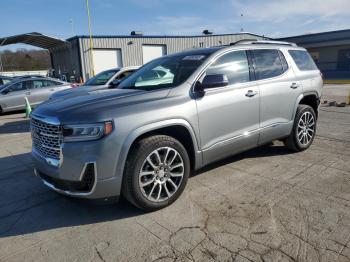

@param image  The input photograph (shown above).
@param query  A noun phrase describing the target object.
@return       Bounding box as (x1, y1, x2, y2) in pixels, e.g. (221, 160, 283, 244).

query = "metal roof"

(277, 29, 350, 47)
(66, 32, 267, 41)
(0, 32, 69, 50)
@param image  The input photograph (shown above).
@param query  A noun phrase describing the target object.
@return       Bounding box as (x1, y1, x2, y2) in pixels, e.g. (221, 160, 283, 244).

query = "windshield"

(119, 54, 209, 91)
(84, 69, 119, 86)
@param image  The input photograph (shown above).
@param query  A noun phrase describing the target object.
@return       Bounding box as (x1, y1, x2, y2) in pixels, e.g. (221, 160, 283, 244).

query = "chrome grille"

(31, 117, 62, 160)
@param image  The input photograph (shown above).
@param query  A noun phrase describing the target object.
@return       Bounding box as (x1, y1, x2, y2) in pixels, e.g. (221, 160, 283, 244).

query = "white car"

(50, 66, 139, 99)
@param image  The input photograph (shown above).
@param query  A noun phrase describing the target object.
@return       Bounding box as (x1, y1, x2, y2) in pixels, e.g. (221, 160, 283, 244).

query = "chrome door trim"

(202, 122, 287, 152)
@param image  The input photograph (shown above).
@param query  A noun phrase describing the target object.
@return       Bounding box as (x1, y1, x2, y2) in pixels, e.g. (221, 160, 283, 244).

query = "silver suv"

(30, 40, 323, 211)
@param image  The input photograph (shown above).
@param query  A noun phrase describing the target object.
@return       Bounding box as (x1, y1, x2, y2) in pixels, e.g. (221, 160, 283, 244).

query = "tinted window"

(0, 77, 12, 85)
(119, 54, 209, 91)
(206, 50, 250, 85)
(32, 80, 45, 89)
(7, 81, 28, 92)
(3, 79, 12, 84)
(115, 70, 135, 80)
(288, 50, 318, 71)
(279, 51, 289, 71)
(52, 81, 63, 86)
(85, 69, 118, 86)
(252, 49, 285, 80)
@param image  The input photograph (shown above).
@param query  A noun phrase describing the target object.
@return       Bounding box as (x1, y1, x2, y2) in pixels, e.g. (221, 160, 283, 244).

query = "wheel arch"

(293, 92, 320, 120)
(115, 119, 202, 179)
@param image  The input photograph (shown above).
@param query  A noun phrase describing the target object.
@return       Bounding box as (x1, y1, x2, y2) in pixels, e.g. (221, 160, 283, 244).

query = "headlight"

(63, 121, 113, 142)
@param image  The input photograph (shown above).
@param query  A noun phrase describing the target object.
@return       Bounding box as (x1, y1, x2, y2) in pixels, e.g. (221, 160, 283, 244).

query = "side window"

(52, 81, 63, 86)
(206, 50, 250, 85)
(7, 82, 27, 92)
(279, 51, 289, 71)
(32, 80, 44, 89)
(115, 70, 134, 80)
(252, 49, 285, 80)
(288, 50, 318, 71)
(7, 82, 22, 92)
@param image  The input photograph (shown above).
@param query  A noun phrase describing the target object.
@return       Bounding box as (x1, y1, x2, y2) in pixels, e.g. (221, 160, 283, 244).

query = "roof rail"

(231, 39, 297, 47)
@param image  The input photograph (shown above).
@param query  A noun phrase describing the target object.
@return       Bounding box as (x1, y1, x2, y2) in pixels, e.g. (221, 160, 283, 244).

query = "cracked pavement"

(0, 104, 349, 262)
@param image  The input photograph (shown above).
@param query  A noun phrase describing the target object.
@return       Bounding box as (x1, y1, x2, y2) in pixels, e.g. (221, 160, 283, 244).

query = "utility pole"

(69, 18, 75, 36)
(85, 0, 95, 77)
(0, 39, 5, 72)
(0, 51, 3, 72)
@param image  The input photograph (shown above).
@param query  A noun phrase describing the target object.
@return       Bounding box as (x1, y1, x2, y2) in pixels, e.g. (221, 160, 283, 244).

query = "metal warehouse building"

(279, 29, 350, 80)
(52, 33, 266, 81)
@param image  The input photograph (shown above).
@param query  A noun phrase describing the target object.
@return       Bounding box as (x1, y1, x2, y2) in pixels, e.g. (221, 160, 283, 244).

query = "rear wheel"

(122, 135, 190, 211)
(284, 105, 317, 152)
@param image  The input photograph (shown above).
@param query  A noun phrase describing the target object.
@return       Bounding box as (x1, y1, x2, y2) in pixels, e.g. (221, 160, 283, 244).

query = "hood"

(33, 88, 170, 123)
(50, 85, 107, 99)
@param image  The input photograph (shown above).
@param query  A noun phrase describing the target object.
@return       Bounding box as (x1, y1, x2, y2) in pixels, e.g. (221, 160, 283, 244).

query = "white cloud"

(231, 0, 350, 20)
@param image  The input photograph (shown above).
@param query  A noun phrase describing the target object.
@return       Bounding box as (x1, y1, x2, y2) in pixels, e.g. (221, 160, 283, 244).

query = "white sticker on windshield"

(183, 55, 206, 61)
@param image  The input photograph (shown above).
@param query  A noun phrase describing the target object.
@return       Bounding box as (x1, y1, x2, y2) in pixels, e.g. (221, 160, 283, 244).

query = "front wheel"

(284, 105, 317, 152)
(122, 135, 190, 211)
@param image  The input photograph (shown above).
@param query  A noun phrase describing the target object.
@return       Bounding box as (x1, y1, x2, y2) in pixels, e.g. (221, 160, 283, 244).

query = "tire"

(284, 105, 317, 152)
(122, 135, 190, 211)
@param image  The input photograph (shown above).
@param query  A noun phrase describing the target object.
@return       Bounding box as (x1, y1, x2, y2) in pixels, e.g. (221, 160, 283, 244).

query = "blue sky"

(1, 0, 349, 50)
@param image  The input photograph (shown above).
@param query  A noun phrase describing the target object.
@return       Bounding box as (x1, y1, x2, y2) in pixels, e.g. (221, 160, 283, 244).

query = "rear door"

(288, 50, 322, 96)
(250, 49, 301, 144)
(27, 80, 51, 105)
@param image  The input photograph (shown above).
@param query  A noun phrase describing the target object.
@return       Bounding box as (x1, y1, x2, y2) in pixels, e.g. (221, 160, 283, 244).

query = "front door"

(0, 81, 30, 111)
(195, 50, 260, 165)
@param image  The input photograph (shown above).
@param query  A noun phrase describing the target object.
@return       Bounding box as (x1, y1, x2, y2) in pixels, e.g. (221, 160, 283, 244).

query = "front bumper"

(31, 136, 124, 199)
(34, 167, 122, 199)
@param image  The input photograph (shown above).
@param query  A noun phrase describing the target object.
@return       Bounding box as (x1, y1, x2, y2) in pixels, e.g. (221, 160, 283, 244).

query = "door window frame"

(4, 81, 29, 93)
(192, 48, 254, 94)
(249, 49, 290, 82)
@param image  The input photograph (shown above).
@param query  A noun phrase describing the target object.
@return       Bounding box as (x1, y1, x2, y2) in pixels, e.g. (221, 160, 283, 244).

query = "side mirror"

(109, 79, 121, 88)
(199, 74, 229, 90)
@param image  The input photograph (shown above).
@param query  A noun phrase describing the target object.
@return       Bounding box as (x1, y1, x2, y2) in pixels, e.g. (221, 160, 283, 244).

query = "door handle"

(245, 90, 258, 97)
(50, 89, 55, 91)
(290, 83, 300, 89)
(25, 92, 31, 95)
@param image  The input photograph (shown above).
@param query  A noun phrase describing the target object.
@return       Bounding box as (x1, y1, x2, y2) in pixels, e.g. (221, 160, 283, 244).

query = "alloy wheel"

(297, 111, 315, 146)
(138, 147, 184, 202)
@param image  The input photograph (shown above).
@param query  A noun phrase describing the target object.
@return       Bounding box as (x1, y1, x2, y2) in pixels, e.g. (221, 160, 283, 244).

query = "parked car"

(50, 66, 139, 99)
(31, 40, 323, 211)
(0, 77, 72, 113)
(0, 75, 13, 86)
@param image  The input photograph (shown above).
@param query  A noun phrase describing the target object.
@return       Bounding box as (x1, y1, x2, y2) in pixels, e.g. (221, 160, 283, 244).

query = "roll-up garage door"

(142, 45, 166, 64)
(92, 49, 122, 74)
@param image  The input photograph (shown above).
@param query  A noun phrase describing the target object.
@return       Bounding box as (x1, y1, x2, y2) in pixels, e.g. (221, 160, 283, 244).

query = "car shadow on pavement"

(0, 119, 30, 134)
(0, 153, 143, 239)
(193, 142, 292, 176)
(0, 143, 292, 238)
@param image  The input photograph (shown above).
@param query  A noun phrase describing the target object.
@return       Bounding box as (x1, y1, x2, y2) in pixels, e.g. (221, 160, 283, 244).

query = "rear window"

(288, 50, 318, 71)
(252, 49, 287, 80)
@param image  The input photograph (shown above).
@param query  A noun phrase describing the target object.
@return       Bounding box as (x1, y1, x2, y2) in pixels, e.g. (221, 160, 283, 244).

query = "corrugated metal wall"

(52, 33, 265, 81)
(50, 38, 81, 81)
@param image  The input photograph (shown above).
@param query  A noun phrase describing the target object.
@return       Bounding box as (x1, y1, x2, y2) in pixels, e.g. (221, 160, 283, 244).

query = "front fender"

(115, 118, 202, 179)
